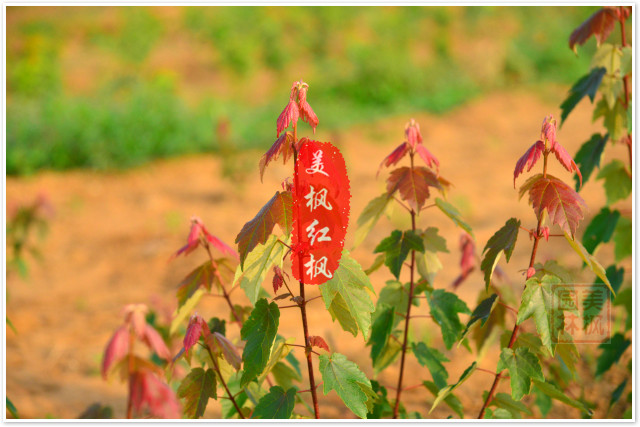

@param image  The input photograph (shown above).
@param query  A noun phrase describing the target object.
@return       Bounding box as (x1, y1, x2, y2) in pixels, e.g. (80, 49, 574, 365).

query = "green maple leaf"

(415, 227, 448, 285)
(270, 361, 301, 390)
(597, 160, 632, 205)
(596, 333, 631, 377)
(233, 235, 287, 304)
(319, 352, 375, 419)
(177, 368, 217, 419)
(532, 379, 591, 415)
(593, 99, 627, 142)
(368, 304, 394, 366)
(374, 229, 424, 279)
(497, 347, 544, 401)
(435, 197, 473, 237)
(251, 386, 296, 419)
(613, 217, 632, 261)
(427, 289, 470, 349)
(559, 67, 606, 124)
(412, 342, 449, 389)
(480, 218, 520, 290)
(423, 381, 463, 418)
(353, 193, 393, 248)
(240, 298, 280, 387)
(320, 250, 375, 339)
(517, 275, 564, 355)
(460, 293, 498, 341)
(564, 233, 614, 296)
(573, 133, 608, 190)
(429, 362, 476, 413)
(582, 207, 620, 254)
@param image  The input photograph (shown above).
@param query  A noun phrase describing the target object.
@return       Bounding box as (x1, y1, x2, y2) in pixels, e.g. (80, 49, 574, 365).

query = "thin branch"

(297, 382, 323, 393)
(285, 343, 320, 356)
(394, 197, 412, 213)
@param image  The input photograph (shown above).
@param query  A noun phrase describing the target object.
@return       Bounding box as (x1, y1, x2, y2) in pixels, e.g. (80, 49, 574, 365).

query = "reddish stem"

(205, 346, 245, 419)
(204, 244, 242, 325)
(392, 157, 418, 418)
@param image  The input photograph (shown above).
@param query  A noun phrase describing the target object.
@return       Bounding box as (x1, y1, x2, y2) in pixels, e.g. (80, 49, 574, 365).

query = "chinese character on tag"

(304, 185, 333, 211)
(305, 150, 329, 176)
(306, 219, 332, 246)
(304, 253, 333, 279)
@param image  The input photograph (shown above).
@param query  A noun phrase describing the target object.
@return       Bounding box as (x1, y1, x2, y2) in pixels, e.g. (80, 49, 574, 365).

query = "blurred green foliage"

(7, 6, 599, 175)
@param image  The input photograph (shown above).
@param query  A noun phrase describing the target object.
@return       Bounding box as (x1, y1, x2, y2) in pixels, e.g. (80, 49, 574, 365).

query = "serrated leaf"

(497, 347, 544, 401)
(257, 336, 293, 385)
(177, 368, 217, 419)
(428, 289, 471, 349)
(564, 232, 614, 296)
(613, 217, 632, 261)
(259, 132, 295, 182)
(353, 193, 392, 248)
(480, 218, 520, 290)
(597, 160, 632, 205)
(593, 98, 628, 142)
(319, 352, 374, 419)
(375, 280, 408, 328)
(574, 133, 608, 190)
(233, 235, 286, 305)
(525, 174, 586, 238)
(461, 294, 498, 341)
(569, 8, 619, 51)
(415, 227, 449, 285)
(235, 191, 293, 269)
(531, 379, 591, 415)
(517, 275, 563, 354)
(429, 362, 477, 413)
(170, 288, 205, 335)
(596, 333, 630, 377)
(372, 332, 402, 373)
(374, 230, 424, 279)
(584, 265, 623, 329)
(251, 386, 296, 419)
(582, 208, 620, 254)
(206, 332, 241, 371)
(423, 381, 463, 418)
(487, 392, 533, 418)
(240, 299, 280, 387)
(412, 342, 449, 389)
(320, 250, 375, 339)
(386, 166, 442, 212)
(560, 67, 606, 124)
(434, 198, 473, 236)
(271, 361, 301, 390)
(368, 305, 394, 366)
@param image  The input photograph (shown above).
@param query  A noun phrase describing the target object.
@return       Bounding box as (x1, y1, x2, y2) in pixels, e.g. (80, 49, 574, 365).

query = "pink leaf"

(541, 226, 550, 242)
(171, 217, 204, 259)
(142, 324, 171, 360)
(206, 332, 242, 371)
(205, 233, 239, 259)
(123, 304, 148, 339)
(540, 115, 557, 146)
(130, 371, 181, 419)
(452, 233, 475, 289)
(259, 132, 295, 183)
(272, 265, 288, 294)
(513, 140, 545, 187)
(414, 144, 440, 171)
(183, 315, 208, 356)
(405, 120, 423, 147)
(551, 141, 583, 187)
(377, 142, 409, 176)
(308, 336, 330, 352)
(276, 100, 299, 137)
(526, 267, 536, 279)
(101, 325, 130, 380)
(298, 85, 318, 133)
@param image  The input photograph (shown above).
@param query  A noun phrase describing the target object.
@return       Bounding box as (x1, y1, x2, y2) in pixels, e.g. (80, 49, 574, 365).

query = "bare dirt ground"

(5, 90, 632, 419)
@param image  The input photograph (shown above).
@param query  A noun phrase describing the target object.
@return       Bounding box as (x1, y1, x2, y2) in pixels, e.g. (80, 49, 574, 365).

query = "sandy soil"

(5, 90, 632, 419)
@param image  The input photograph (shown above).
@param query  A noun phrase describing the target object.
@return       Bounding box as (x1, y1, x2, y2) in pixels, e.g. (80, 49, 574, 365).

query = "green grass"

(6, 6, 602, 175)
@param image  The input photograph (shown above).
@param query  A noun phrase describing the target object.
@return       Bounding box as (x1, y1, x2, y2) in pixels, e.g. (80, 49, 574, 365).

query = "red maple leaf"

(183, 314, 210, 356)
(386, 166, 442, 212)
(276, 100, 299, 137)
(415, 144, 439, 171)
(569, 7, 622, 52)
(298, 84, 318, 133)
(514, 140, 545, 187)
(523, 174, 586, 238)
(130, 370, 181, 419)
(551, 141, 583, 187)
(308, 336, 330, 352)
(451, 233, 475, 289)
(272, 265, 288, 294)
(259, 132, 295, 182)
(377, 142, 409, 176)
(101, 325, 130, 379)
(172, 217, 238, 260)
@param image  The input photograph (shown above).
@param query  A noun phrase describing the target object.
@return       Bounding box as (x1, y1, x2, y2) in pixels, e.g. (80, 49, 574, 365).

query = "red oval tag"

(292, 140, 351, 285)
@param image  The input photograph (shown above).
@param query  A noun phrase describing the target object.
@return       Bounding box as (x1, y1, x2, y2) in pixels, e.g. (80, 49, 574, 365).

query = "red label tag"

(292, 140, 351, 285)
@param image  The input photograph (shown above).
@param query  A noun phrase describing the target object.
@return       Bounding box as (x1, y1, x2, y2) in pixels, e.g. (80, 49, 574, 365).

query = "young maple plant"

(455, 115, 616, 419)
(354, 119, 475, 419)
(229, 79, 377, 419)
(560, 6, 632, 417)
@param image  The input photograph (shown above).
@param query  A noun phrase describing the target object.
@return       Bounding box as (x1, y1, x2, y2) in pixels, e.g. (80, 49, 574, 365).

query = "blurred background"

(6, 6, 601, 175)
(5, 5, 632, 420)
